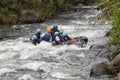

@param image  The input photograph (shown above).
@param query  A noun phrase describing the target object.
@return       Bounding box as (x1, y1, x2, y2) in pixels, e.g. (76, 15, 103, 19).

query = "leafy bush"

(0, 0, 99, 24)
(101, 0, 120, 49)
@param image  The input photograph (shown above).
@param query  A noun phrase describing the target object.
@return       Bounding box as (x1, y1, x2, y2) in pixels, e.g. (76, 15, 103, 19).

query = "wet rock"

(0, 37, 3, 41)
(118, 72, 120, 80)
(18, 10, 44, 23)
(105, 28, 113, 36)
(107, 45, 118, 61)
(90, 62, 117, 77)
(97, 48, 108, 58)
(105, 30, 111, 36)
(108, 45, 118, 52)
(89, 44, 105, 51)
(111, 53, 120, 73)
(11, 25, 20, 30)
(89, 44, 109, 58)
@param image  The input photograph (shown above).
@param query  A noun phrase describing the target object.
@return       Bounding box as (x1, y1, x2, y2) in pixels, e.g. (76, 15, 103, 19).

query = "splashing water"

(0, 5, 114, 80)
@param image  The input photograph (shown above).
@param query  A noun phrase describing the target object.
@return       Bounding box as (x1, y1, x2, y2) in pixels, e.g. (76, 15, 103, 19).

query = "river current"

(0, 4, 114, 80)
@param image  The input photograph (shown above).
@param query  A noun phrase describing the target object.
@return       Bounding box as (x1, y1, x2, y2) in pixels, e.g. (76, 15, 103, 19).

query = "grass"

(99, 0, 120, 50)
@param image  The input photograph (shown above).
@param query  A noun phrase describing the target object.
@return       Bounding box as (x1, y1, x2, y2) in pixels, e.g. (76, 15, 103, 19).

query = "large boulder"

(90, 62, 116, 77)
(89, 44, 108, 58)
(110, 53, 120, 73)
(97, 48, 108, 58)
(18, 10, 44, 23)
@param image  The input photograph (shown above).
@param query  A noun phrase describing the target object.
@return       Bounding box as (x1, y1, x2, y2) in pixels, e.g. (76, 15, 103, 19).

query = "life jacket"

(35, 33, 41, 39)
(42, 33, 51, 42)
(55, 36, 65, 44)
(51, 29, 60, 41)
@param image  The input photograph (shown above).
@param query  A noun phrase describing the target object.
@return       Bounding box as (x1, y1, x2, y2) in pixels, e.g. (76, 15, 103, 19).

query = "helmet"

(46, 28, 52, 33)
(54, 31, 59, 36)
(53, 25, 58, 30)
(54, 25, 58, 29)
(36, 28, 41, 33)
(62, 32, 67, 37)
(32, 35, 37, 40)
(60, 31, 63, 34)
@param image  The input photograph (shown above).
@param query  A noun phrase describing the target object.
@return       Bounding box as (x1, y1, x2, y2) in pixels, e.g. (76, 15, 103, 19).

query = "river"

(0, 4, 114, 80)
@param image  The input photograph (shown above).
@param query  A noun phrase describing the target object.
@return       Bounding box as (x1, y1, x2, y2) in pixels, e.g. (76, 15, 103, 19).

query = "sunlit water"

(0, 5, 114, 80)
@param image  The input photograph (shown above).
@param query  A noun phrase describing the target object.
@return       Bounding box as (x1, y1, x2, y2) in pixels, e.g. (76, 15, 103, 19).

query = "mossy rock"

(108, 52, 119, 61)
(111, 53, 120, 73)
(18, 10, 44, 24)
(101, 62, 116, 75)
(105, 44, 118, 61)
(108, 47, 120, 61)
(90, 62, 117, 77)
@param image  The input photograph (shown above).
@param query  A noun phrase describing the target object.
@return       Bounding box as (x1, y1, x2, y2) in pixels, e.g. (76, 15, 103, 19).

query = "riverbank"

(0, 0, 81, 25)
(90, 0, 120, 79)
(0, 0, 100, 25)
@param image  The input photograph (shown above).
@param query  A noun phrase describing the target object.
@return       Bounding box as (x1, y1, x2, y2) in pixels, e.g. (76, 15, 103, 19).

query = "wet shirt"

(55, 36, 60, 41)
(51, 29, 60, 41)
(55, 36, 65, 44)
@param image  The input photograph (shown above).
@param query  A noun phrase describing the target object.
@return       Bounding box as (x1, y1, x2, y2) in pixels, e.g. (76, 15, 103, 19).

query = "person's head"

(52, 25, 58, 30)
(32, 35, 38, 40)
(36, 28, 41, 34)
(54, 25, 58, 30)
(54, 31, 60, 36)
(46, 28, 52, 34)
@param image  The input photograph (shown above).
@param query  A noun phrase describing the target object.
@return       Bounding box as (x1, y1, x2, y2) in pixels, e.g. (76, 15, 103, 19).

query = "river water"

(0, 4, 114, 80)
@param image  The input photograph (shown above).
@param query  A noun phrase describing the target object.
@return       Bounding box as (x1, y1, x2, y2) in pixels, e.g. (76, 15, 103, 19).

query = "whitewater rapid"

(0, 4, 113, 80)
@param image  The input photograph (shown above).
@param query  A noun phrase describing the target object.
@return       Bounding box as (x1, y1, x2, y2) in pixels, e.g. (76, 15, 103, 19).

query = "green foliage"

(101, 0, 120, 49)
(101, 62, 116, 75)
(0, 0, 99, 24)
(0, 0, 68, 24)
(111, 17, 120, 44)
